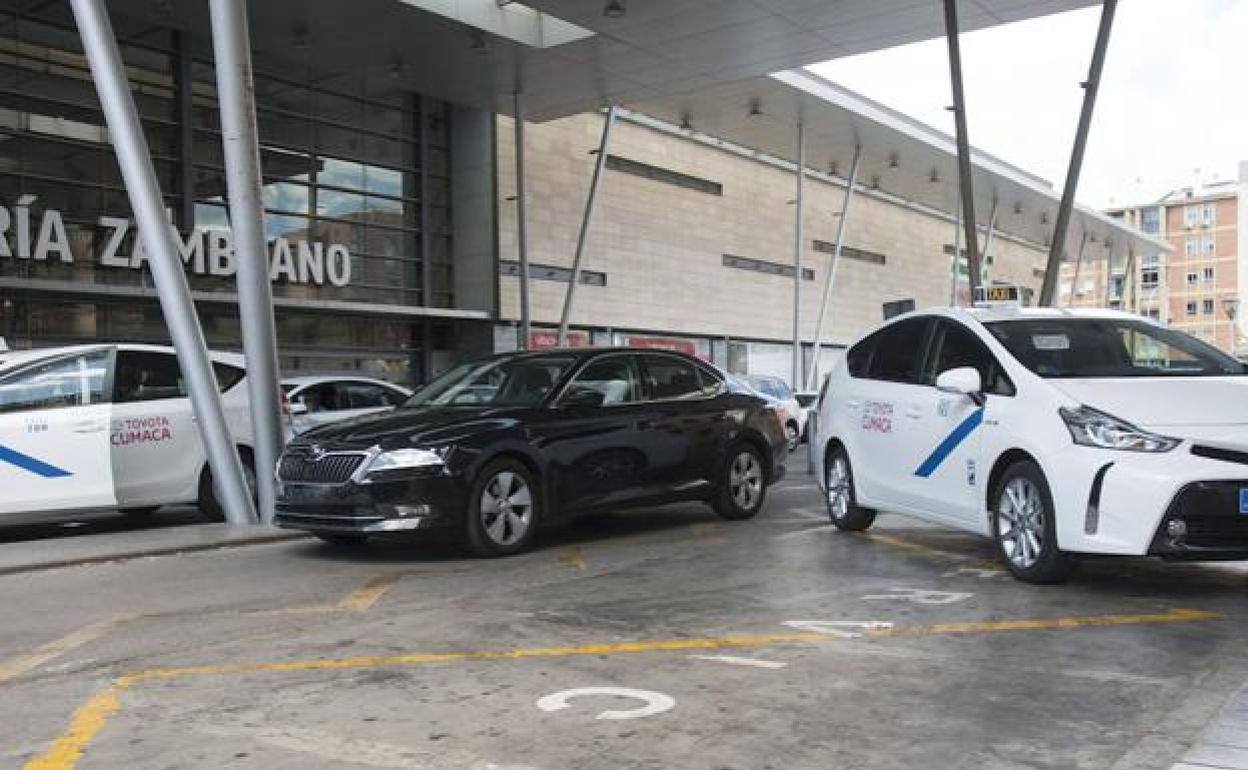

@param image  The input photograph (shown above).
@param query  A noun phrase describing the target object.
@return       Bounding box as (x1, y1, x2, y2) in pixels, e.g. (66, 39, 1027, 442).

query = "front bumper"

(1047, 444, 1248, 559)
(274, 471, 469, 536)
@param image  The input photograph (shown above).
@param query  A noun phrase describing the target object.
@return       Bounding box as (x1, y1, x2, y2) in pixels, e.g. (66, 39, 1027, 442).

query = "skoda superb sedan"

(275, 348, 788, 555)
(812, 305, 1248, 583)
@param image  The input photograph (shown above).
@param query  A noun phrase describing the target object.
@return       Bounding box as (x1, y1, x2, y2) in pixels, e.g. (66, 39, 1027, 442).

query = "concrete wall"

(495, 112, 1047, 348)
(451, 104, 498, 316)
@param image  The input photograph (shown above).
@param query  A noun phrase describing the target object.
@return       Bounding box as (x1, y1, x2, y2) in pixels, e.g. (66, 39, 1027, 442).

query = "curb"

(0, 531, 310, 577)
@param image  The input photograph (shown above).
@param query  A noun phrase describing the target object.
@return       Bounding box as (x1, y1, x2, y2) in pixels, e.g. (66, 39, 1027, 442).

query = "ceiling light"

(603, 0, 626, 18)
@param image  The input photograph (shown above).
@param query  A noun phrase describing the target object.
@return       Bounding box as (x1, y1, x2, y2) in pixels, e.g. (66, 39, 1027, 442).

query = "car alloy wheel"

(729, 451, 763, 511)
(826, 454, 851, 521)
(997, 476, 1044, 570)
(479, 470, 533, 547)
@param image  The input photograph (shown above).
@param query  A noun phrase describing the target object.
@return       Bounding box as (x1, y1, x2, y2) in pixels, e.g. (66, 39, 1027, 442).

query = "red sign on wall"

(529, 329, 590, 349)
(622, 335, 705, 359)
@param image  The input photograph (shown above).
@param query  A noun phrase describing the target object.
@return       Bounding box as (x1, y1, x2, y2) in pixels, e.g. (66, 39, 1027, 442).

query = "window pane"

(0, 350, 110, 413)
(866, 318, 929, 383)
(928, 322, 1011, 396)
(644, 355, 702, 400)
(565, 356, 640, 405)
(114, 351, 184, 402)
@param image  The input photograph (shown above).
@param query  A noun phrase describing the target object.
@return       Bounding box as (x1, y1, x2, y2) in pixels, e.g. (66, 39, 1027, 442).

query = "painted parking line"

(863, 532, 1000, 570)
(0, 614, 137, 684)
(335, 573, 403, 612)
(23, 607, 1221, 770)
(556, 546, 588, 570)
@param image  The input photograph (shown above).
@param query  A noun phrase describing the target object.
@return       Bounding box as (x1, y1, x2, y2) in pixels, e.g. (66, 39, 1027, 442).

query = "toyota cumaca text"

(275, 349, 789, 555)
(813, 305, 1248, 583)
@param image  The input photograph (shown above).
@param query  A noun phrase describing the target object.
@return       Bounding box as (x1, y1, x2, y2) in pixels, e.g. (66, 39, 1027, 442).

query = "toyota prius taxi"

(813, 294, 1248, 582)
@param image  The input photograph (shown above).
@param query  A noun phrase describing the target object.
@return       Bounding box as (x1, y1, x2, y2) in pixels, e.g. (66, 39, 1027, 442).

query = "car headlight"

(1059, 406, 1179, 452)
(363, 447, 447, 475)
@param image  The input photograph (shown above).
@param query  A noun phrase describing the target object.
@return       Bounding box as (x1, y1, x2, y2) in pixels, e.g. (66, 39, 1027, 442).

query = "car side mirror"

(558, 387, 605, 409)
(935, 367, 985, 406)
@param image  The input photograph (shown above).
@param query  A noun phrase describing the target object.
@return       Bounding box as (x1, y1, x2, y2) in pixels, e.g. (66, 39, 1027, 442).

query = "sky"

(807, 0, 1248, 210)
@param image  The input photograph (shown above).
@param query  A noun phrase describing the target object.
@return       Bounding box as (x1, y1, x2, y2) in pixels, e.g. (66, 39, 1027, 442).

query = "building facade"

(1096, 163, 1247, 356)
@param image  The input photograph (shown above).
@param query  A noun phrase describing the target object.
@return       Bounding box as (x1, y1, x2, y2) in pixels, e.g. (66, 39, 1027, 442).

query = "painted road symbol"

(536, 687, 676, 720)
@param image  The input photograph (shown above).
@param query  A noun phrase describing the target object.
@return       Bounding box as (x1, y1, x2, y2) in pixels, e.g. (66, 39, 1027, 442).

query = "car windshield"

(985, 317, 1248, 378)
(406, 355, 576, 408)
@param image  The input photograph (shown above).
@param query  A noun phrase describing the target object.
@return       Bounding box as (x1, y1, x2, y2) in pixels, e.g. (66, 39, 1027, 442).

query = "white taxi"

(812, 299, 1248, 582)
(0, 344, 256, 523)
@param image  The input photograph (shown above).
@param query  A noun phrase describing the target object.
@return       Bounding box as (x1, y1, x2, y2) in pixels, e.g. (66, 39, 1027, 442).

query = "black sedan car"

(274, 348, 788, 555)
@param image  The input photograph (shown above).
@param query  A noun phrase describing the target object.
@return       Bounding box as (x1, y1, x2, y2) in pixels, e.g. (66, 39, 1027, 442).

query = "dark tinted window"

(925, 321, 1014, 396)
(296, 382, 347, 412)
(643, 355, 706, 400)
(345, 383, 398, 409)
(866, 318, 930, 384)
(114, 351, 184, 403)
(562, 356, 642, 406)
(845, 338, 874, 378)
(407, 355, 576, 407)
(213, 363, 245, 392)
(695, 364, 726, 395)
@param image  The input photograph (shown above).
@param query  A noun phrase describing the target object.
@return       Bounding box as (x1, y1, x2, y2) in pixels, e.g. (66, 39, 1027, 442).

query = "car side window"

(642, 355, 705, 401)
(114, 351, 186, 403)
(695, 364, 726, 396)
(344, 383, 393, 409)
(926, 321, 1015, 397)
(298, 383, 348, 413)
(561, 356, 641, 406)
(865, 317, 931, 384)
(0, 350, 111, 414)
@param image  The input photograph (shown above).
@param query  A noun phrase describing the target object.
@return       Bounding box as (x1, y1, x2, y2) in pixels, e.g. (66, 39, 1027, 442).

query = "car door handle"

(844, 400, 862, 410)
(71, 419, 107, 434)
(904, 407, 923, 419)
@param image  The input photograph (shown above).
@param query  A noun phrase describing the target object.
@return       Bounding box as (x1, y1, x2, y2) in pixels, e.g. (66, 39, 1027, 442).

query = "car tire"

(197, 447, 257, 522)
(824, 445, 875, 531)
(713, 444, 768, 520)
(990, 460, 1076, 584)
(466, 459, 540, 557)
(315, 533, 368, 546)
(121, 506, 161, 518)
(784, 422, 800, 453)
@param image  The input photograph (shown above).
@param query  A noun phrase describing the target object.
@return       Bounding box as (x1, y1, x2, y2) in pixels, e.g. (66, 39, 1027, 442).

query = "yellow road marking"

(691, 523, 725, 544)
(0, 614, 136, 684)
(23, 607, 1219, 770)
(22, 682, 130, 770)
(336, 573, 402, 612)
(863, 532, 999, 570)
(556, 546, 587, 570)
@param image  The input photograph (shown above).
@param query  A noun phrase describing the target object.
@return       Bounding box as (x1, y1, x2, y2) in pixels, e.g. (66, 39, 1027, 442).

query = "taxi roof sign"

(973, 285, 1021, 309)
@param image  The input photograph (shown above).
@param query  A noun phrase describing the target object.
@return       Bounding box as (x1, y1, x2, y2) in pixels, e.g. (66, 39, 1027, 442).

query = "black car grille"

(278, 451, 366, 484)
(1153, 480, 1248, 552)
(1183, 516, 1248, 549)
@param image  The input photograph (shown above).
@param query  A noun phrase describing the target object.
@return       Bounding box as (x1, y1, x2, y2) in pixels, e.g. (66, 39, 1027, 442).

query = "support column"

(791, 121, 805, 388)
(807, 145, 860, 392)
(943, 0, 981, 298)
(1038, 0, 1118, 306)
(1123, 248, 1136, 313)
(71, 0, 255, 524)
(1065, 230, 1089, 307)
(513, 91, 532, 349)
(979, 197, 998, 286)
(558, 106, 616, 346)
(1101, 243, 1115, 307)
(208, 0, 282, 523)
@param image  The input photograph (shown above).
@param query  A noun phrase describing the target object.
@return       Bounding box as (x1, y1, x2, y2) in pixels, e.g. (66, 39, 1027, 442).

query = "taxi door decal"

(0, 443, 73, 478)
(913, 408, 984, 478)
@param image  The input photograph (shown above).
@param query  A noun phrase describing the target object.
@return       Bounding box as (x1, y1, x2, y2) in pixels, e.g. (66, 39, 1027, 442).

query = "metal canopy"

(626, 69, 1168, 266)
(93, 0, 1100, 122)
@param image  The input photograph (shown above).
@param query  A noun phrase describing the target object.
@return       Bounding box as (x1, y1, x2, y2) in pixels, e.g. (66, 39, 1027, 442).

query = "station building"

(0, 0, 1164, 387)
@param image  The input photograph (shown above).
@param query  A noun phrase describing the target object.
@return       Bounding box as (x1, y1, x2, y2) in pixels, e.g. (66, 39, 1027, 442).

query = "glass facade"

(0, 3, 459, 383)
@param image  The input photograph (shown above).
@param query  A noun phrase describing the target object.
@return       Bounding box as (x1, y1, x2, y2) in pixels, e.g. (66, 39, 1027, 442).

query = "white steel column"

(807, 145, 861, 392)
(1102, 243, 1115, 307)
(791, 121, 806, 388)
(558, 106, 616, 346)
(70, 0, 256, 524)
(943, 0, 982, 299)
(1065, 230, 1089, 307)
(1039, 0, 1118, 306)
(1123, 248, 1137, 313)
(208, 0, 282, 523)
(513, 91, 532, 349)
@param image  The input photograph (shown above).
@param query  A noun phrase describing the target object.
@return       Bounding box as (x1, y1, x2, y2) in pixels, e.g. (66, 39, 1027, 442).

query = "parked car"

(0, 344, 260, 523)
(282, 376, 411, 435)
(274, 348, 788, 555)
(742, 374, 805, 451)
(813, 303, 1248, 583)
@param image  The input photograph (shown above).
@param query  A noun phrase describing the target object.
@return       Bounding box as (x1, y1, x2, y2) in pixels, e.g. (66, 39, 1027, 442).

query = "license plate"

(1240, 488, 1248, 514)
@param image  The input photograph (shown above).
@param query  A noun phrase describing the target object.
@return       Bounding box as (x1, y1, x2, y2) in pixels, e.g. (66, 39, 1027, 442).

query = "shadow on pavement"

(0, 507, 207, 545)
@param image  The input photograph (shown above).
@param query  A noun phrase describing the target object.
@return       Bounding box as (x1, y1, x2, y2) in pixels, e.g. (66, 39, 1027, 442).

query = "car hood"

(1050, 377, 1248, 438)
(290, 405, 523, 451)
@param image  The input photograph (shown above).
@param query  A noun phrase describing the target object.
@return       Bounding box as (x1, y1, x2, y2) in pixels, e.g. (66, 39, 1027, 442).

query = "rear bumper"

(274, 472, 468, 536)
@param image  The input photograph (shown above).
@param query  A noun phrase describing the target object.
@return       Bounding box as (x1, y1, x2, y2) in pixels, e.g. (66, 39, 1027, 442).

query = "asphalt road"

(3, 461, 1247, 770)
